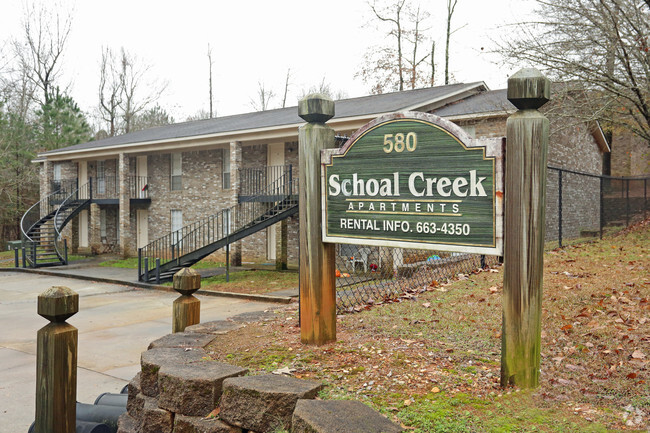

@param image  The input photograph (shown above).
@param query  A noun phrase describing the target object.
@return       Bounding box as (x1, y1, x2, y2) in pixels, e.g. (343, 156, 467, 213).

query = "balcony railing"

(130, 176, 149, 199)
(239, 165, 293, 198)
(52, 177, 149, 200)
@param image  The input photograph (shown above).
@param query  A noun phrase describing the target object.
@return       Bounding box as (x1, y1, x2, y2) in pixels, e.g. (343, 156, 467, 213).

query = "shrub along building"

(27, 82, 609, 278)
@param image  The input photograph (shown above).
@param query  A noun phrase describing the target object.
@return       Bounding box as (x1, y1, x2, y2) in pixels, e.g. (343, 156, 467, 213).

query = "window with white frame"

(171, 209, 183, 244)
(171, 153, 182, 191)
(97, 160, 106, 194)
(53, 163, 62, 190)
(222, 148, 231, 189)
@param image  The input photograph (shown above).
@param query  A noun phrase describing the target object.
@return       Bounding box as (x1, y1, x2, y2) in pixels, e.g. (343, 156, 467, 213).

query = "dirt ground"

(206, 219, 649, 432)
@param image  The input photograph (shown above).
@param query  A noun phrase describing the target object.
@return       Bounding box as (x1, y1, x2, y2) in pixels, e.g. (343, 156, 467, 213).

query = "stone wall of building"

(610, 131, 649, 176)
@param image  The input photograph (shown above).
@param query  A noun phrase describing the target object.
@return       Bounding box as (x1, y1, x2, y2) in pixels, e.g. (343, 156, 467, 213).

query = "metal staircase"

(20, 180, 91, 267)
(138, 170, 298, 282)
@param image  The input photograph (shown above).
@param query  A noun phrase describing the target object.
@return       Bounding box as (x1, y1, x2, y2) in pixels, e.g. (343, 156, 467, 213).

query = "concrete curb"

(0, 267, 296, 304)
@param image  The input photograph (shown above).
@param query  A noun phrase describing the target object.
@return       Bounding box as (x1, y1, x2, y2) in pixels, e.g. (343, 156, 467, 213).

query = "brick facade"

(37, 91, 617, 264)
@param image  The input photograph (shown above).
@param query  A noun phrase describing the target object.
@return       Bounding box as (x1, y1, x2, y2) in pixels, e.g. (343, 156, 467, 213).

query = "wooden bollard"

(172, 268, 201, 333)
(501, 68, 550, 388)
(298, 94, 337, 345)
(35, 286, 79, 433)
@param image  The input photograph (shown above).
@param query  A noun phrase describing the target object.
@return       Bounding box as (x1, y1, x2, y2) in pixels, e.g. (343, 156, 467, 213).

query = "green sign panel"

(321, 112, 503, 255)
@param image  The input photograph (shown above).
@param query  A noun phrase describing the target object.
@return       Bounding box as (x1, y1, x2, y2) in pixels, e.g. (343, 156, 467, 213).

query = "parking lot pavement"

(0, 271, 278, 432)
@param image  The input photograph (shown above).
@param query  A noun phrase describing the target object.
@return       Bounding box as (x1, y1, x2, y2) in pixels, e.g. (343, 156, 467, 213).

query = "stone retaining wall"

(117, 316, 402, 433)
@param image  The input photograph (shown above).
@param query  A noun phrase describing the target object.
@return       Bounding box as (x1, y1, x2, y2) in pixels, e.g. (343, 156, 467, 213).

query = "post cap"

(173, 267, 201, 296)
(38, 286, 79, 322)
(507, 68, 551, 110)
(298, 93, 335, 123)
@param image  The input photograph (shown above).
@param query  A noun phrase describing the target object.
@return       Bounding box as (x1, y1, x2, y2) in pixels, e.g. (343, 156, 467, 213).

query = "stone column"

(275, 219, 288, 270)
(229, 141, 242, 266)
(89, 203, 101, 254)
(70, 217, 79, 254)
(118, 153, 131, 257)
(40, 161, 52, 219)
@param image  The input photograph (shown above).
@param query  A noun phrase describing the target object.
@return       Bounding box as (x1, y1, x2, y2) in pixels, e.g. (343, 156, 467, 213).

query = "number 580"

(383, 132, 417, 153)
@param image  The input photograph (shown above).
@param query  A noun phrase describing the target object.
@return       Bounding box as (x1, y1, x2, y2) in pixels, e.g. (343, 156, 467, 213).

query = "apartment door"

(136, 156, 148, 197)
(137, 209, 149, 249)
(266, 143, 284, 260)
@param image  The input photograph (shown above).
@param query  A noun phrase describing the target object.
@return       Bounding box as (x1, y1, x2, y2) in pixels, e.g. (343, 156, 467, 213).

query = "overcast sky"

(0, 0, 537, 124)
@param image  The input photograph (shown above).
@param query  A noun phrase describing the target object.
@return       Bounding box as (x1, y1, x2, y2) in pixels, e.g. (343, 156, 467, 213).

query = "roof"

(40, 82, 487, 157)
(431, 89, 515, 118)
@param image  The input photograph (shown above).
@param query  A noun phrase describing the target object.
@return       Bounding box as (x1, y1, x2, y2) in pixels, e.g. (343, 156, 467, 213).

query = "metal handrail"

(139, 166, 298, 278)
(52, 180, 92, 263)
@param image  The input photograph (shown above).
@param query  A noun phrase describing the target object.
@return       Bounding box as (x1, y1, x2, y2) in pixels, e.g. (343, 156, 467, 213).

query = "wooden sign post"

(501, 68, 551, 388)
(35, 286, 79, 433)
(172, 267, 201, 333)
(298, 94, 337, 345)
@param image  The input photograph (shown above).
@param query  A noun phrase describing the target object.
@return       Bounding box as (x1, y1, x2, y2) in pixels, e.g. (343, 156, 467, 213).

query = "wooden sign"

(321, 112, 504, 255)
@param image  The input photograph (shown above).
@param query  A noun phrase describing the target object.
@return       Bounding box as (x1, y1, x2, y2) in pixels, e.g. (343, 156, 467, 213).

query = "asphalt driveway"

(0, 271, 277, 432)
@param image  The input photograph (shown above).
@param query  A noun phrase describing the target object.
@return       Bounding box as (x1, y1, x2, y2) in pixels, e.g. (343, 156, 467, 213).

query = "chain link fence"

(334, 245, 499, 313)
(547, 166, 649, 247)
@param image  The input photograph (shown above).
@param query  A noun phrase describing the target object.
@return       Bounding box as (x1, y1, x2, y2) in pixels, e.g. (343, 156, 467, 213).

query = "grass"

(0, 250, 85, 267)
(99, 256, 226, 269)
(198, 269, 298, 294)
(204, 218, 650, 432)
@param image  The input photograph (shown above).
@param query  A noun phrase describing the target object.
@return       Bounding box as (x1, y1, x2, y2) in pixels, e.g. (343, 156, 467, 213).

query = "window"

(171, 153, 182, 191)
(222, 148, 231, 189)
(52, 163, 62, 190)
(97, 160, 106, 194)
(171, 210, 183, 244)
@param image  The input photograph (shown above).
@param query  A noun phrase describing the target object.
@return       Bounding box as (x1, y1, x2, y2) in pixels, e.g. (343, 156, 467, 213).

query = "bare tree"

(497, 0, 650, 143)
(96, 47, 168, 135)
(250, 81, 275, 111)
(207, 43, 214, 118)
(300, 77, 348, 101)
(444, 0, 458, 85)
(357, 0, 436, 93)
(281, 68, 292, 108)
(98, 47, 122, 137)
(369, 0, 407, 91)
(119, 48, 167, 134)
(14, 2, 73, 105)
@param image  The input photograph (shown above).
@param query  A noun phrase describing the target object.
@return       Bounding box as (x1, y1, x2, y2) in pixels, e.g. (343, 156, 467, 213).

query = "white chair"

(349, 247, 371, 273)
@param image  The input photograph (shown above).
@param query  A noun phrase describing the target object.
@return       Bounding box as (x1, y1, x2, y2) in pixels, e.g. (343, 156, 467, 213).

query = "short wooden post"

(172, 267, 201, 333)
(298, 94, 337, 345)
(35, 286, 79, 433)
(502, 68, 550, 388)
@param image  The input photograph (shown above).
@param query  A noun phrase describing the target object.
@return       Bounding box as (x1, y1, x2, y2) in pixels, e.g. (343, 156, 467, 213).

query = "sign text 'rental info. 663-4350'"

(321, 112, 504, 255)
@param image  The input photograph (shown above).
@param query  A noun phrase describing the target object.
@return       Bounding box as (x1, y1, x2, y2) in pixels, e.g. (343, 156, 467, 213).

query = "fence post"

(172, 268, 201, 333)
(35, 286, 78, 433)
(298, 93, 337, 345)
(14, 247, 19, 268)
(137, 249, 142, 281)
(600, 177, 605, 240)
(626, 179, 630, 226)
(558, 169, 563, 247)
(22, 246, 26, 268)
(144, 257, 149, 283)
(643, 178, 648, 219)
(502, 69, 550, 389)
